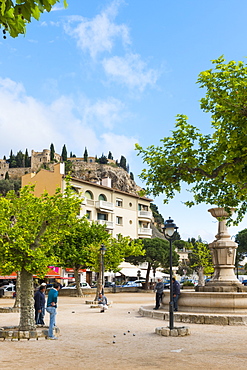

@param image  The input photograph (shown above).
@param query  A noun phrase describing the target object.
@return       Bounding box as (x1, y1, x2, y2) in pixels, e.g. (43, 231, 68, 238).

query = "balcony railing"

(138, 211, 153, 220)
(97, 220, 114, 229)
(95, 200, 114, 212)
(138, 228, 152, 236)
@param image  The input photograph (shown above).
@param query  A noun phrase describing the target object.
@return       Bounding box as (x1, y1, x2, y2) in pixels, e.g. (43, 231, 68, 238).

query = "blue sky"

(1, 0, 247, 241)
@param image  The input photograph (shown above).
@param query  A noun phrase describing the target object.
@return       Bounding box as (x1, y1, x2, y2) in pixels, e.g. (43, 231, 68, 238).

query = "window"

(86, 210, 91, 220)
(138, 203, 148, 211)
(85, 190, 93, 199)
(116, 216, 123, 225)
(97, 213, 107, 221)
(99, 194, 107, 201)
(116, 198, 123, 207)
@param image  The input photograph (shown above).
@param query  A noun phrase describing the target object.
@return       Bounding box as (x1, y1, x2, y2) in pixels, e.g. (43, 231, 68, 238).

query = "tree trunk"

(19, 268, 35, 331)
(144, 262, 152, 290)
(13, 271, 21, 308)
(198, 266, 205, 286)
(74, 268, 82, 297)
(94, 272, 100, 302)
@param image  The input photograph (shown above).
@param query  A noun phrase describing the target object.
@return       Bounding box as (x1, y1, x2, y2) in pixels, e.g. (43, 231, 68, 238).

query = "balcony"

(138, 227, 152, 237)
(138, 210, 153, 221)
(95, 200, 114, 212)
(97, 220, 114, 230)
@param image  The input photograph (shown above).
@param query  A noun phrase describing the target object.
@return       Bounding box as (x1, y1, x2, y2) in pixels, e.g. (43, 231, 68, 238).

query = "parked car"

(242, 279, 247, 286)
(163, 280, 170, 289)
(122, 279, 145, 288)
(66, 282, 91, 289)
(3, 284, 15, 292)
(104, 282, 115, 287)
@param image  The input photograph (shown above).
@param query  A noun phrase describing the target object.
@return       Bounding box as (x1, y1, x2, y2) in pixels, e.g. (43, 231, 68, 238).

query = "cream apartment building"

(22, 163, 153, 240)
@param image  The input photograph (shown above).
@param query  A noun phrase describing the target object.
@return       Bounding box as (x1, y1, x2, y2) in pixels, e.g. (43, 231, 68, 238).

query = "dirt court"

(0, 292, 247, 370)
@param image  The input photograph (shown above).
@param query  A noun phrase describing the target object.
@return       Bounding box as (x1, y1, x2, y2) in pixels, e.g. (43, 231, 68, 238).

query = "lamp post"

(163, 217, 178, 330)
(99, 244, 106, 295)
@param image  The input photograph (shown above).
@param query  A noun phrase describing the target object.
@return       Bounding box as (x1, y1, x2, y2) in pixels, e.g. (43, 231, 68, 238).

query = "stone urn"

(202, 207, 243, 291)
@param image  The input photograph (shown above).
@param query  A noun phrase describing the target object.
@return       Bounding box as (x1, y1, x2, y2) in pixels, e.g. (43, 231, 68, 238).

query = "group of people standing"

(34, 282, 60, 340)
(153, 277, 180, 311)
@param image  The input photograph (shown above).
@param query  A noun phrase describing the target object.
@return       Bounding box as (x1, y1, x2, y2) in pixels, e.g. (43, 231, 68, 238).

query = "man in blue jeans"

(46, 282, 60, 340)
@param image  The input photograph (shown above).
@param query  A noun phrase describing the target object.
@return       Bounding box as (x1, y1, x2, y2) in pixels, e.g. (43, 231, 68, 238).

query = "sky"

(1, 0, 247, 242)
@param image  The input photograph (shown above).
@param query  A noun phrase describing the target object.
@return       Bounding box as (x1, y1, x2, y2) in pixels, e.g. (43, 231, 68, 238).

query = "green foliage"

(50, 143, 55, 162)
(0, 0, 68, 38)
(150, 203, 164, 230)
(119, 155, 127, 171)
(55, 219, 110, 271)
(24, 148, 31, 167)
(130, 172, 134, 181)
(136, 56, 247, 224)
(182, 280, 194, 286)
(83, 147, 88, 162)
(0, 178, 21, 196)
(0, 182, 81, 276)
(61, 144, 67, 162)
(87, 234, 144, 273)
(189, 239, 214, 275)
(108, 151, 113, 160)
(235, 229, 247, 267)
(126, 237, 179, 271)
(65, 160, 72, 174)
(97, 154, 108, 165)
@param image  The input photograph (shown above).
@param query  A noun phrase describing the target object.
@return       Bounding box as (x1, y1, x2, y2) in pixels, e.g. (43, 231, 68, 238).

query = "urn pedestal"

(197, 207, 244, 292)
(162, 207, 247, 313)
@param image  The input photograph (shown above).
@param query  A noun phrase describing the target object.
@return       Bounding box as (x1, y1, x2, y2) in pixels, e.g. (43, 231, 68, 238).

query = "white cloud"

(0, 78, 136, 161)
(102, 53, 159, 91)
(100, 132, 137, 159)
(64, 0, 130, 59)
(80, 97, 126, 129)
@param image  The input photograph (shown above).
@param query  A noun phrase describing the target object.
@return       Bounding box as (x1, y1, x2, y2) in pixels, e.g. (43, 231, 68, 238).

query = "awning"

(33, 268, 60, 278)
(0, 272, 17, 279)
(65, 268, 86, 273)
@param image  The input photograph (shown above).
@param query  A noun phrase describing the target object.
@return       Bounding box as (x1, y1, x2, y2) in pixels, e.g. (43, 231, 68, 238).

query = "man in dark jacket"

(172, 277, 180, 311)
(153, 278, 164, 310)
(34, 285, 46, 325)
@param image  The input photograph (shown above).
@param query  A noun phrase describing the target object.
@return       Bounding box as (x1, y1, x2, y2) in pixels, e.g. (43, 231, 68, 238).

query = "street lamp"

(163, 217, 178, 330)
(99, 244, 106, 294)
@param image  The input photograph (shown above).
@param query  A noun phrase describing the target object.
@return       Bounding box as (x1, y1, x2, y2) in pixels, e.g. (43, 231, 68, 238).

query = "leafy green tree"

(98, 154, 108, 164)
(0, 179, 21, 195)
(61, 144, 67, 162)
(173, 239, 193, 277)
(126, 237, 179, 289)
(136, 56, 247, 224)
(50, 143, 55, 162)
(189, 238, 214, 285)
(0, 0, 68, 38)
(119, 155, 127, 171)
(8, 149, 15, 168)
(150, 203, 164, 231)
(235, 229, 247, 276)
(4, 171, 9, 180)
(88, 234, 144, 297)
(83, 147, 88, 162)
(16, 150, 24, 167)
(108, 151, 113, 160)
(0, 182, 81, 331)
(24, 148, 30, 167)
(54, 219, 110, 297)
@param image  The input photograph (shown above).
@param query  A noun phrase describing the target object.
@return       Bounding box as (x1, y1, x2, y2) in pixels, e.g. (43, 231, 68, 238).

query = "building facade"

(22, 163, 153, 240)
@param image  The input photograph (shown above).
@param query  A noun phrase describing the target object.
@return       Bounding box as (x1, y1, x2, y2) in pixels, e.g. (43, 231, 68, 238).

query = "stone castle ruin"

(0, 149, 141, 195)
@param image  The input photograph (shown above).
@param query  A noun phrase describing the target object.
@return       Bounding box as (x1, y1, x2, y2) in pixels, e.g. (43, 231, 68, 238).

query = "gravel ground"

(0, 293, 247, 370)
